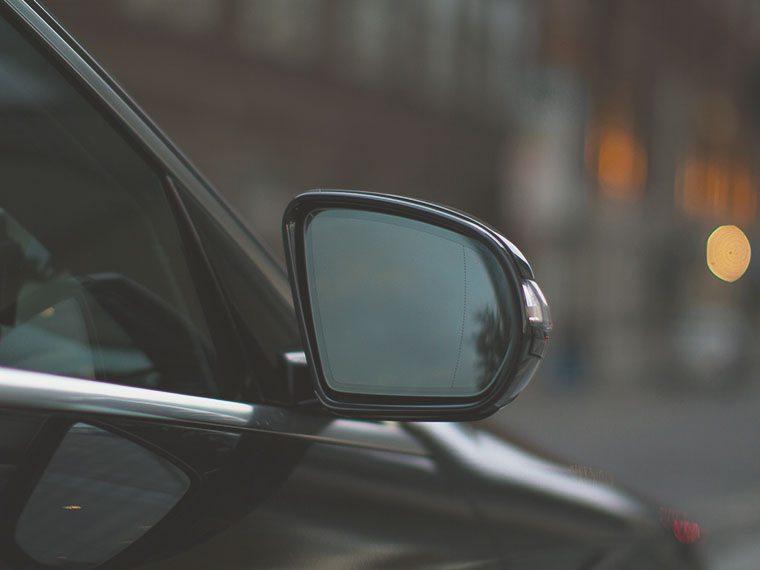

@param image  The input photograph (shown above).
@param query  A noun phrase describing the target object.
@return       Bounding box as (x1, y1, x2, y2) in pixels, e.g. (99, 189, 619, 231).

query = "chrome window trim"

(0, 366, 428, 456)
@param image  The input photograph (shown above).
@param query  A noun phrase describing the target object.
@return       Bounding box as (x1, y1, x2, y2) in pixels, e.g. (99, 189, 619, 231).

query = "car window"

(0, 16, 220, 397)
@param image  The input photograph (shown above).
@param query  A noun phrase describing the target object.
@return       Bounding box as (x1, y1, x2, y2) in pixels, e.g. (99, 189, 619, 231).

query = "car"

(0, 1, 702, 568)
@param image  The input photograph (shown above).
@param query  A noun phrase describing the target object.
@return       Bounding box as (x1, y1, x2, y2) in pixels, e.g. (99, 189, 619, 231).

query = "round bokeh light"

(706, 225, 751, 282)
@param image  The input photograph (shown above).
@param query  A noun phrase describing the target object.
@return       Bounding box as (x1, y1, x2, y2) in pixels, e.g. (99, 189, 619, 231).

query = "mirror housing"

(283, 191, 551, 421)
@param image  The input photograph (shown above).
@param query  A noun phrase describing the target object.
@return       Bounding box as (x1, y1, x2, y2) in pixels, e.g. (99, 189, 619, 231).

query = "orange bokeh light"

(593, 124, 647, 201)
(706, 225, 751, 283)
(676, 155, 757, 223)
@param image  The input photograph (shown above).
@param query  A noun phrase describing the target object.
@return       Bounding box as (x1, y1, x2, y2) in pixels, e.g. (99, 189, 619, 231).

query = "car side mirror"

(283, 191, 551, 421)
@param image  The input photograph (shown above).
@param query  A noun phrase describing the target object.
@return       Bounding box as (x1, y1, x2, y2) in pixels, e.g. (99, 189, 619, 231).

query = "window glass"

(0, 17, 218, 396)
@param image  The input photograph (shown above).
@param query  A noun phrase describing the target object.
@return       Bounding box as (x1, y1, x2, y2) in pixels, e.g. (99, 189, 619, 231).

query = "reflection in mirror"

(305, 209, 518, 397)
(15, 423, 189, 569)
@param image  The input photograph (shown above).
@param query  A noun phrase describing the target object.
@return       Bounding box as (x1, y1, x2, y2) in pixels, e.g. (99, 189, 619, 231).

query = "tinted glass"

(305, 209, 517, 397)
(0, 18, 218, 396)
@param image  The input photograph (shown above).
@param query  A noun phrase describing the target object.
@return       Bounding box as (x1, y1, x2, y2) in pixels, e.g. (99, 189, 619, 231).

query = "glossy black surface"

(16, 423, 190, 568)
(0, 404, 699, 570)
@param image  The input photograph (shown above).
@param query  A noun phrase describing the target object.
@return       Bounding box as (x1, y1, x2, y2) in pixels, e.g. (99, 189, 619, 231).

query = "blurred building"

(45, 0, 760, 391)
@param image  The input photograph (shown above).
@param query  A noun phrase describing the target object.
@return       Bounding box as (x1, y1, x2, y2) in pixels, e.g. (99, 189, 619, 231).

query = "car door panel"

(0, 366, 500, 569)
(134, 432, 500, 570)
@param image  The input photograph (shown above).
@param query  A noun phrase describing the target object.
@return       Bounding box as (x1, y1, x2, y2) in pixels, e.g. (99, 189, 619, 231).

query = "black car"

(0, 1, 701, 568)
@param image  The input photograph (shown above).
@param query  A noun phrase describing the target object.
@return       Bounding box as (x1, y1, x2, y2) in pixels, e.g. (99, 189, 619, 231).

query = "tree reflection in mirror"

(14, 423, 189, 569)
(305, 209, 518, 397)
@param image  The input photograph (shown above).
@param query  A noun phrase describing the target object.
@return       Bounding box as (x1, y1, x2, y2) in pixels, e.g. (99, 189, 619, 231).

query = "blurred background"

(43, 1, 760, 567)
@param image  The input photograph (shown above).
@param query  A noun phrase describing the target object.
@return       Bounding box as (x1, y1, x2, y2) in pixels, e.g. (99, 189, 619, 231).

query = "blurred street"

(482, 380, 760, 568)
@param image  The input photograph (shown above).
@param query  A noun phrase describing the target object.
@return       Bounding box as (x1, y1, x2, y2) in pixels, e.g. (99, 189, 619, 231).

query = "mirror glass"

(15, 423, 189, 569)
(305, 209, 518, 397)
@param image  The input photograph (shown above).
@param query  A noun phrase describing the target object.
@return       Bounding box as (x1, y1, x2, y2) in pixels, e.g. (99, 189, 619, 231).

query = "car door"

(0, 2, 502, 568)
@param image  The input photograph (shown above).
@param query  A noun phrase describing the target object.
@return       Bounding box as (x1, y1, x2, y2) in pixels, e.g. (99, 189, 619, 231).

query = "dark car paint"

(0, 1, 702, 568)
(142, 422, 692, 570)
(0, 401, 693, 569)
